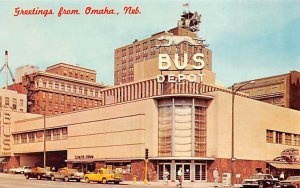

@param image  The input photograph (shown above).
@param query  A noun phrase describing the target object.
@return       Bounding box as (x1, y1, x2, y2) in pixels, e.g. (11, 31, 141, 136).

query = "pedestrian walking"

(280, 172, 285, 180)
(176, 167, 183, 188)
(213, 168, 219, 188)
(163, 169, 169, 186)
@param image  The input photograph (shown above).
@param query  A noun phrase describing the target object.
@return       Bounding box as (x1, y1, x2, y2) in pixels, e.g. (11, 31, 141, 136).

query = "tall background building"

(15, 65, 39, 83)
(234, 71, 300, 111)
(114, 12, 215, 86)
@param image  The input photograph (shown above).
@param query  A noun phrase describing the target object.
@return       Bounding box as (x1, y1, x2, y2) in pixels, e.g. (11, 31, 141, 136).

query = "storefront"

(156, 159, 212, 182)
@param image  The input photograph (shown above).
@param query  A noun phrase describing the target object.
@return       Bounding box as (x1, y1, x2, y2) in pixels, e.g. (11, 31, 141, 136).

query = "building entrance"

(158, 163, 171, 180)
(176, 163, 191, 181)
(195, 163, 207, 181)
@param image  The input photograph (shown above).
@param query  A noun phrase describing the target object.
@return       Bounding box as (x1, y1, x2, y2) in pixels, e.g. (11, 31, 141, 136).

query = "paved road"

(0, 173, 147, 188)
(0, 173, 217, 188)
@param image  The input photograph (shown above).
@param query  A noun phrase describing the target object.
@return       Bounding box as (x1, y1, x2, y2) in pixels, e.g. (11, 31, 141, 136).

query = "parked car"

(9, 166, 32, 174)
(50, 168, 84, 182)
(280, 176, 300, 188)
(242, 174, 280, 188)
(84, 168, 123, 184)
(24, 167, 52, 180)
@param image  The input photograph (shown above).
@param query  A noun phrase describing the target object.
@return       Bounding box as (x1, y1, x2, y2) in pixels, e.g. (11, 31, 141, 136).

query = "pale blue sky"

(0, 0, 299, 87)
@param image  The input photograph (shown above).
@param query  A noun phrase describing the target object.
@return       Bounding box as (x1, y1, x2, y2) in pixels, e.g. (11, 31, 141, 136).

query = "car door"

(90, 170, 98, 181)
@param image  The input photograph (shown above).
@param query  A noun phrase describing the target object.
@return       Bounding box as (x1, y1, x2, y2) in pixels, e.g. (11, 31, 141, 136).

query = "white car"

(11, 166, 32, 174)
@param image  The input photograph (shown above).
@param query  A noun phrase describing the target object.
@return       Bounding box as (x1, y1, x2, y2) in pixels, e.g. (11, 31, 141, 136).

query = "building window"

(62, 128, 67, 139)
(67, 85, 71, 92)
(28, 132, 35, 143)
(12, 98, 17, 110)
(42, 92, 46, 98)
(285, 133, 292, 145)
(21, 133, 27, 144)
(49, 93, 52, 99)
(294, 134, 300, 146)
(46, 130, 51, 141)
(5, 97, 9, 106)
(84, 89, 88, 95)
(266, 130, 274, 143)
(276, 132, 283, 144)
(158, 106, 172, 157)
(195, 105, 207, 157)
(53, 129, 60, 140)
(49, 82, 53, 88)
(55, 83, 59, 89)
(61, 84, 65, 91)
(36, 131, 43, 142)
(14, 134, 20, 144)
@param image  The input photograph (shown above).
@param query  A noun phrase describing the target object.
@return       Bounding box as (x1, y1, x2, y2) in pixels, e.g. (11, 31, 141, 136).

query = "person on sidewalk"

(163, 169, 169, 187)
(176, 167, 183, 188)
(213, 168, 219, 188)
(280, 172, 285, 180)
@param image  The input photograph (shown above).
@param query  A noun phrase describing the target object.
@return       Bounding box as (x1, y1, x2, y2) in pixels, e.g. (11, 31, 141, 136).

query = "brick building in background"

(234, 71, 300, 111)
(15, 65, 39, 83)
(22, 63, 106, 116)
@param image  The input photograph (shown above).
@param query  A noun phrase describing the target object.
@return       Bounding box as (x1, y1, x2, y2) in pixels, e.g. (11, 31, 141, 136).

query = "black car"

(242, 174, 280, 188)
(280, 176, 300, 188)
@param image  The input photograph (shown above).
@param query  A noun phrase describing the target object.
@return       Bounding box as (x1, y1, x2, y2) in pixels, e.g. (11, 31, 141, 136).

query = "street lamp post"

(231, 81, 254, 186)
(30, 102, 46, 168)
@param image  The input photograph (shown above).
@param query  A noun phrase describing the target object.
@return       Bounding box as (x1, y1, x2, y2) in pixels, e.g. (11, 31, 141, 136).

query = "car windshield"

(69, 169, 78, 173)
(251, 175, 265, 179)
(287, 176, 300, 180)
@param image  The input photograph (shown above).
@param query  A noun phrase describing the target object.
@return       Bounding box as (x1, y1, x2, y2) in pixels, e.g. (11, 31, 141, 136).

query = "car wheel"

(76, 179, 81, 182)
(102, 178, 107, 184)
(51, 176, 55, 181)
(20, 171, 24, 174)
(85, 177, 90, 183)
(25, 174, 29, 179)
(37, 175, 41, 180)
(64, 176, 69, 182)
(114, 181, 120, 184)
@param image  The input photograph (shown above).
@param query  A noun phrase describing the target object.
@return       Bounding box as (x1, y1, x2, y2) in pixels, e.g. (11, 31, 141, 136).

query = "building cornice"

(34, 71, 109, 88)
(46, 63, 96, 74)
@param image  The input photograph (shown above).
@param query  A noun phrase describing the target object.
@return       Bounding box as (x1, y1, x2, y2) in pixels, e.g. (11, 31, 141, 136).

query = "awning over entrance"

(268, 162, 300, 169)
(0, 157, 6, 163)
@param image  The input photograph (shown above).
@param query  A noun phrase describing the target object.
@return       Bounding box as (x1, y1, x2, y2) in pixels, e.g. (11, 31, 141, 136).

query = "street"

(0, 173, 143, 188)
(0, 173, 216, 188)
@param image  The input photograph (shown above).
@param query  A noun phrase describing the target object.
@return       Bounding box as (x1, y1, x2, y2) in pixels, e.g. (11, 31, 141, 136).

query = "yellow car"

(84, 168, 123, 184)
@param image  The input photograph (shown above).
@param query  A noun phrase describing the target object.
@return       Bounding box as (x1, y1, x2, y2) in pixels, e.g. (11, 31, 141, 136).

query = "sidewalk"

(124, 181, 228, 187)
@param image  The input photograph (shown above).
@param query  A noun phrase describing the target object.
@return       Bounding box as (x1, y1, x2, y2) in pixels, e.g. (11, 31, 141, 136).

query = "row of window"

(13, 128, 67, 144)
(37, 80, 101, 98)
(60, 69, 95, 82)
(0, 96, 24, 111)
(266, 130, 300, 146)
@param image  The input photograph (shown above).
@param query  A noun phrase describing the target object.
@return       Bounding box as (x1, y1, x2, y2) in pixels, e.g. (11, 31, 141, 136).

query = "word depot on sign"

(157, 53, 205, 83)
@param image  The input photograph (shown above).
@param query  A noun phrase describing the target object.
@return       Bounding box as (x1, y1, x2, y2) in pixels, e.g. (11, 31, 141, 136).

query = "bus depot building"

(4, 79, 300, 183)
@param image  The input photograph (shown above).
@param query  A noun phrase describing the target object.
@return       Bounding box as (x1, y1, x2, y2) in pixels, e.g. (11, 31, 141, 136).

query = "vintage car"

(24, 167, 52, 180)
(242, 174, 280, 188)
(9, 166, 32, 174)
(280, 176, 300, 188)
(50, 168, 84, 182)
(84, 168, 123, 184)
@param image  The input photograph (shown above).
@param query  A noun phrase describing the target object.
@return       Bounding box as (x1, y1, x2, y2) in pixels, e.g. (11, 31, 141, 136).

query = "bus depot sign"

(157, 52, 205, 83)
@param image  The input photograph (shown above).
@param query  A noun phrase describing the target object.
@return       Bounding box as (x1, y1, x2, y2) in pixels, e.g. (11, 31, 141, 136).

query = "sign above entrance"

(75, 155, 94, 160)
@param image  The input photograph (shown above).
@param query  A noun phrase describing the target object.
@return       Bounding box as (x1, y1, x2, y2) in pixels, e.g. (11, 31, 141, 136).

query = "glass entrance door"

(195, 163, 207, 181)
(158, 163, 171, 180)
(176, 163, 191, 181)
